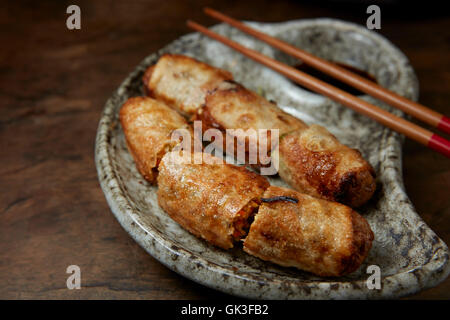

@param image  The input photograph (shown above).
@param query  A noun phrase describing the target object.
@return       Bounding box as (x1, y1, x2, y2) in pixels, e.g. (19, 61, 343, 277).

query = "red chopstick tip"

(437, 115, 450, 135)
(428, 134, 450, 158)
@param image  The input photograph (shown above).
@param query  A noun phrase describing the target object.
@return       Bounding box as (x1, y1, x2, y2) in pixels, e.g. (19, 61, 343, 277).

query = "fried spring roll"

(157, 151, 269, 249)
(142, 55, 376, 207)
(157, 152, 373, 276)
(119, 97, 192, 183)
(201, 81, 306, 136)
(199, 81, 306, 165)
(143, 54, 233, 116)
(243, 186, 374, 277)
(200, 81, 376, 207)
(278, 125, 376, 207)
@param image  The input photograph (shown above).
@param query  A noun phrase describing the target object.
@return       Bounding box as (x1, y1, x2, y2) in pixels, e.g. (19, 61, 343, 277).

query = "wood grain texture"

(0, 0, 448, 299)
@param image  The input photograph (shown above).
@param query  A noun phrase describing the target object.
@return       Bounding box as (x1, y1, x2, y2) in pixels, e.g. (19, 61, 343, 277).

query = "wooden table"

(1, 0, 449, 299)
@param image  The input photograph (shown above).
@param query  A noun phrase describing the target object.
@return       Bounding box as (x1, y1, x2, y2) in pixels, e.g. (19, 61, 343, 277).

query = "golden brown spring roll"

(143, 55, 376, 207)
(243, 186, 374, 277)
(157, 151, 269, 249)
(119, 96, 192, 183)
(199, 80, 376, 207)
(143, 54, 233, 116)
(200, 81, 306, 135)
(157, 152, 373, 276)
(278, 125, 376, 207)
(198, 81, 306, 166)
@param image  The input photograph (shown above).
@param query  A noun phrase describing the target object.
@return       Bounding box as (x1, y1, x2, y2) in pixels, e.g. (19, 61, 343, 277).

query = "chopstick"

(186, 20, 450, 158)
(203, 7, 450, 136)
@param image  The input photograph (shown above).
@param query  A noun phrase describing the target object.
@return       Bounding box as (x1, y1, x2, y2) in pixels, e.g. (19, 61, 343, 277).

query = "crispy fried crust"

(157, 152, 270, 249)
(142, 65, 155, 96)
(119, 97, 192, 183)
(200, 81, 375, 207)
(243, 186, 374, 277)
(142, 54, 376, 206)
(143, 54, 233, 116)
(278, 125, 376, 207)
(201, 81, 306, 135)
(196, 81, 307, 165)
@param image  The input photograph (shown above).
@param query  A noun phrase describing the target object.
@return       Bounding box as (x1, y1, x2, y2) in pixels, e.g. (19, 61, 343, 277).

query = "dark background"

(1, 0, 449, 299)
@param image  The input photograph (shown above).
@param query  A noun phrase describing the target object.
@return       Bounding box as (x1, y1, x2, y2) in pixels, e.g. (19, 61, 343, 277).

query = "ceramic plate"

(95, 19, 450, 299)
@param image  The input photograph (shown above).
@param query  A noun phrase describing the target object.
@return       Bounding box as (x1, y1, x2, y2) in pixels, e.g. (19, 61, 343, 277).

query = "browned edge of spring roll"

(142, 54, 233, 117)
(119, 96, 193, 183)
(278, 125, 376, 207)
(243, 185, 374, 277)
(157, 151, 269, 249)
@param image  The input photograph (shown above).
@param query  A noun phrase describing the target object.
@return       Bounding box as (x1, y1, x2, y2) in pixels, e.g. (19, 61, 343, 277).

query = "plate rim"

(95, 18, 450, 299)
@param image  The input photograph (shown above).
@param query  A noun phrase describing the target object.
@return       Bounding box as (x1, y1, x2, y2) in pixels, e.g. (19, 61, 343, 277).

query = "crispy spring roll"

(143, 54, 233, 116)
(200, 81, 306, 136)
(157, 151, 269, 249)
(142, 55, 375, 207)
(199, 81, 306, 166)
(278, 125, 376, 207)
(119, 97, 192, 183)
(243, 186, 374, 277)
(199, 80, 376, 207)
(157, 152, 373, 276)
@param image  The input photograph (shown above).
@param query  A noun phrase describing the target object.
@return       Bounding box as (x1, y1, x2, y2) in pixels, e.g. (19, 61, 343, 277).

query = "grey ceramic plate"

(95, 19, 450, 299)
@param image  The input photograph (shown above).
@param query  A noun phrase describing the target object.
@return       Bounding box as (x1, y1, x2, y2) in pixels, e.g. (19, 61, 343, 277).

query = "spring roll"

(143, 54, 233, 116)
(243, 186, 374, 277)
(157, 151, 269, 249)
(199, 80, 376, 207)
(278, 125, 376, 207)
(198, 80, 306, 166)
(119, 96, 192, 183)
(143, 55, 375, 207)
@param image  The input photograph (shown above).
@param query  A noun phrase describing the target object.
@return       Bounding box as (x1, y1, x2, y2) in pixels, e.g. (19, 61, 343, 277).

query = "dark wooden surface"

(1, 0, 449, 299)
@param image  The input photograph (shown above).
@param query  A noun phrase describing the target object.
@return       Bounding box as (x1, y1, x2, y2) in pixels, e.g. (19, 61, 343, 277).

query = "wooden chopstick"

(186, 20, 450, 158)
(203, 7, 450, 136)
